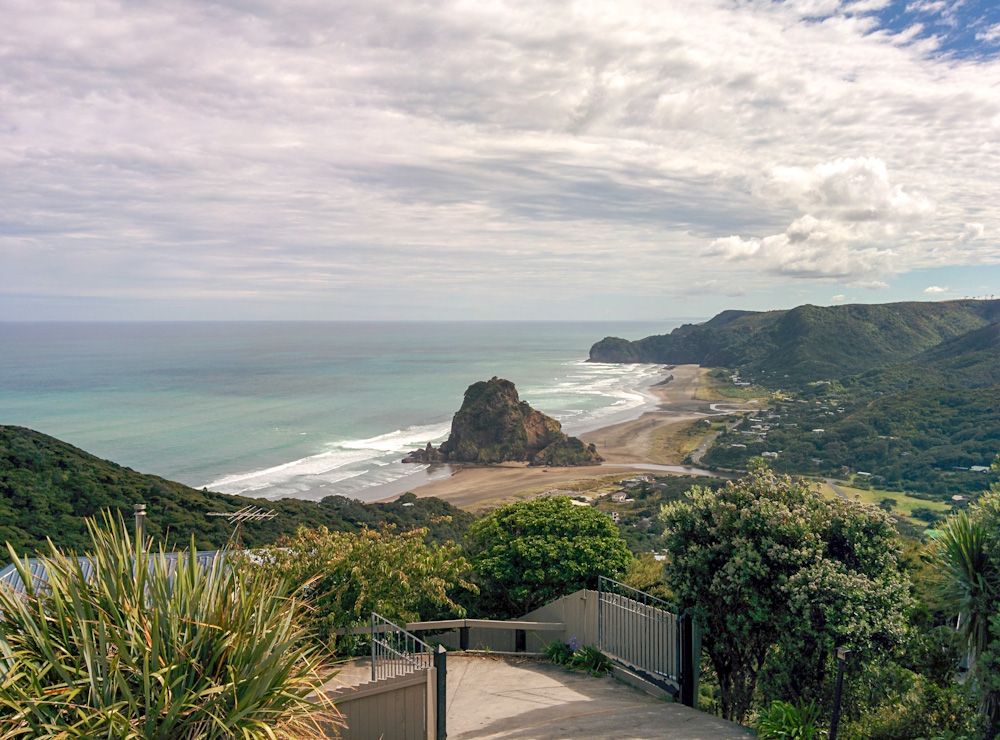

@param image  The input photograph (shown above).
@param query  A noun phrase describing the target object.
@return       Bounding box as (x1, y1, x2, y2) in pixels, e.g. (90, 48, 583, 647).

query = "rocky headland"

(402, 377, 603, 466)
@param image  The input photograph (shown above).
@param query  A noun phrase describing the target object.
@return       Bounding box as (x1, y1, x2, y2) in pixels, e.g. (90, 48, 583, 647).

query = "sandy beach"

(393, 364, 746, 510)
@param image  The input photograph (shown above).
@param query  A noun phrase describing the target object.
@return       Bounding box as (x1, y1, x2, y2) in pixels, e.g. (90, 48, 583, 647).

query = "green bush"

(568, 646, 614, 676)
(465, 497, 632, 617)
(754, 699, 825, 740)
(544, 640, 613, 676)
(0, 513, 337, 739)
(544, 639, 576, 666)
(249, 524, 474, 654)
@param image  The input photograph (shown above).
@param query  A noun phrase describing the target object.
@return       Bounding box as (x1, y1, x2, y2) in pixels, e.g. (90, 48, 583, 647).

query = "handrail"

(406, 618, 564, 632)
(336, 617, 565, 637)
(598, 576, 676, 611)
(597, 576, 682, 693)
(370, 612, 434, 681)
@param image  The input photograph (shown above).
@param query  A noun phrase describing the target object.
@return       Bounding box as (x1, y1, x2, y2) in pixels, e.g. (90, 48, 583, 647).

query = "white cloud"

(906, 1, 948, 14)
(848, 280, 890, 290)
(924, 285, 948, 293)
(845, 0, 894, 13)
(954, 223, 986, 244)
(0, 0, 998, 318)
(831, 294, 846, 301)
(977, 23, 1000, 43)
(705, 158, 925, 282)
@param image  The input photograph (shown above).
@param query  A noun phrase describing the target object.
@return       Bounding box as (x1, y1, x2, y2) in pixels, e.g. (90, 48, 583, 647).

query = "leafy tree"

(660, 463, 910, 723)
(0, 513, 335, 739)
(621, 552, 673, 602)
(254, 525, 474, 652)
(931, 460, 1000, 737)
(465, 497, 632, 618)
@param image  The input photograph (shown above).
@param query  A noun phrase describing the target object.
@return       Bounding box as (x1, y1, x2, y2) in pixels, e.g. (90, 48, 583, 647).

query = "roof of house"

(0, 550, 229, 597)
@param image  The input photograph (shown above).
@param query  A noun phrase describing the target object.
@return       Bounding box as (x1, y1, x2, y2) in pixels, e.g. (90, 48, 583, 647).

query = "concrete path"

(446, 655, 752, 740)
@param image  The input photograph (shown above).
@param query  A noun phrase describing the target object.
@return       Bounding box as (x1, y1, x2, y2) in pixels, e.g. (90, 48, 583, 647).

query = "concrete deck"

(445, 655, 752, 740)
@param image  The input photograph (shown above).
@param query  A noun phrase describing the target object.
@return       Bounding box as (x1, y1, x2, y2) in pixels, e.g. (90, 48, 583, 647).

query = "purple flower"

(569, 637, 581, 652)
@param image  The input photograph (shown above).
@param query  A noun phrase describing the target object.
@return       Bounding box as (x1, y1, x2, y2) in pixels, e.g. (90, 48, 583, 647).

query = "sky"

(1, 0, 998, 321)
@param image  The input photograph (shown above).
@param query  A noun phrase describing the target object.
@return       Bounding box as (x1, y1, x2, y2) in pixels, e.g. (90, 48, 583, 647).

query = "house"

(812, 429, 825, 435)
(762, 451, 778, 459)
(611, 492, 628, 503)
(0, 550, 230, 596)
(971, 465, 992, 473)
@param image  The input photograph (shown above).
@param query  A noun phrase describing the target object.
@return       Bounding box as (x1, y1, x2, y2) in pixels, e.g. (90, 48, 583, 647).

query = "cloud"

(978, 23, 1000, 43)
(924, 285, 948, 293)
(680, 279, 747, 298)
(831, 294, 846, 301)
(954, 223, 986, 244)
(0, 0, 998, 318)
(849, 280, 890, 290)
(704, 158, 926, 282)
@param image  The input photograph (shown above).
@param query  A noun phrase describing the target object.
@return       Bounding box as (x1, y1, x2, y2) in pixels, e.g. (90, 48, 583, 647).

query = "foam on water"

(207, 421, 452, 498)
(1, 320, 683, 502)
(208, 360, 666, 500)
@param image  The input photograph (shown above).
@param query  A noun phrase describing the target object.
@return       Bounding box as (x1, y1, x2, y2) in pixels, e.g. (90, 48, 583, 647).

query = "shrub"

(466, 497, 632, 617)
(568, 646, 614, 676)
(544, 639, 577, 666)
(252, 524, 475, 653)
(0, 513, 337, 739)
(754, 699, 825, 740)
(544, 640, 613, 676)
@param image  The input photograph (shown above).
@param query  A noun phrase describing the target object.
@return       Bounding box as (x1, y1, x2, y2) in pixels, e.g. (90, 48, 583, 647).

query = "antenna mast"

(206, 505, 277, 548)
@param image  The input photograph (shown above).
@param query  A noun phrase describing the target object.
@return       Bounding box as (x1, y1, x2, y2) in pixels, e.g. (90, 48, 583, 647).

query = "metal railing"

(371, 612, 435, 681)
(597, 576, 681, 693)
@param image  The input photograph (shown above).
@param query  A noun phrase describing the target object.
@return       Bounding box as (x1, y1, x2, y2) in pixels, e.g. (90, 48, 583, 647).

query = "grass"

(649, 418, 717, 464)
(818, 482, 951, 516)
(693, 368, 772, 402)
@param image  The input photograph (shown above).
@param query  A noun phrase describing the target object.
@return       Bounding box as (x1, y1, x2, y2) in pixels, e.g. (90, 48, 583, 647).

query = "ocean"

(0, 321, 678, 501)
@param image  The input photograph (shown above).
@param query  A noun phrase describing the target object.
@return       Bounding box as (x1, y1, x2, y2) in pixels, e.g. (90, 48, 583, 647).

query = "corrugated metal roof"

(0, 551, 229, 597)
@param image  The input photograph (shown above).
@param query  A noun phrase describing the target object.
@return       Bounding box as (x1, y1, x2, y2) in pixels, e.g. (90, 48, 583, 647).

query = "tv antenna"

(206, 505, 277, 548)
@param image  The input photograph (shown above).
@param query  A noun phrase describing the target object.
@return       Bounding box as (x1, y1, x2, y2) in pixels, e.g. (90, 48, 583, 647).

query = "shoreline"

(375, 364, 748, 510)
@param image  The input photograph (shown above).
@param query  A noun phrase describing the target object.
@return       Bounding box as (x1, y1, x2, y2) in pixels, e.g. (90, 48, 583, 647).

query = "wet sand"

(389, 364, 746, 510)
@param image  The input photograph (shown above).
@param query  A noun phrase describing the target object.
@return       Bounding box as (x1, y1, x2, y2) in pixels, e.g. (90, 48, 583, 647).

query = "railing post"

(679, 614, 696, 708)
(515, 629, 526, 653)
(597, 576, 603, 650)
(434, 645, 447, 740)
(371, 612, 377, 681)
(459, 626, 469, 651)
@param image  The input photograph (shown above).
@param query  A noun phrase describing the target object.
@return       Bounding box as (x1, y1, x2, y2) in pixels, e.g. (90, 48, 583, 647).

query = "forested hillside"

(0, 426, 473, 556)
(696, 314, 1000, 498)
(590, 299, 1000, 384)
(591, 299, 1000, 501)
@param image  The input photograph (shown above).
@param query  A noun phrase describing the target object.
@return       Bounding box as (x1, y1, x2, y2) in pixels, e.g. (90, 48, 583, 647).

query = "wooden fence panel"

(326, 670, 429, 740)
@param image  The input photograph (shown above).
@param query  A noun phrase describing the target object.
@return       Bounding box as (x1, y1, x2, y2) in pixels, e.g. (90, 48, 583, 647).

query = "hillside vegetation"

(590, 299, 1000, 384)
(0, 425, 473, 556)
(591, 299, 1000, 503)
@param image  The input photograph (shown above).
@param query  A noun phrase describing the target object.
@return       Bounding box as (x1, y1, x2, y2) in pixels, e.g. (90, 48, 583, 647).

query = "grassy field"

(817, 481, 951, 516)
(693, 368, 772, 402)
(649, 418, 718, 464)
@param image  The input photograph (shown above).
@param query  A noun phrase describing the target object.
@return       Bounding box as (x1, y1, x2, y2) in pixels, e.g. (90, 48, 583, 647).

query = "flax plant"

(0, 512, 341, 739)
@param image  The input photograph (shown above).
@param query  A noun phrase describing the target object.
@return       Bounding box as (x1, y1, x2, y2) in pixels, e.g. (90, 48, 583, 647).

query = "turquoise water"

(0, 321, 676, 501)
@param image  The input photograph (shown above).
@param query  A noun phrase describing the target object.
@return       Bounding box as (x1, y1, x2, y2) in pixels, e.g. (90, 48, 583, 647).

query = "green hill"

(590, 300, 1000, 385)
(0, 426, 474, 556)
(696, 318, 1000, 499)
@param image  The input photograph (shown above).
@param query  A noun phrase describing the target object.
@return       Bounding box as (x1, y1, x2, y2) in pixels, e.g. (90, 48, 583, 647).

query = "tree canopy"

(660, 463, 910, 723)
(253, 524, 474, 653)
(465, 496, 632, 618)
